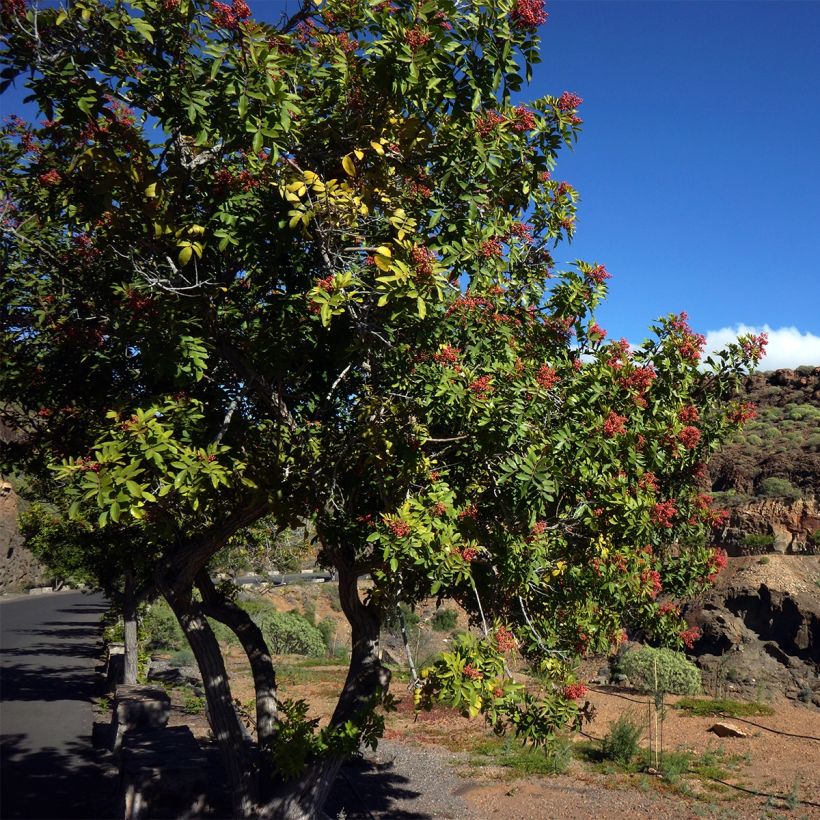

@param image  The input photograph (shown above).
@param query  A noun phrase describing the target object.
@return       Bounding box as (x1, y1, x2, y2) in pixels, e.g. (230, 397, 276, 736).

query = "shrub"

(808, 530, 820, 547)
(169, 648, 195, 668)
(758, 477, 802, 501)
(431, 608, 458, 632)
(619, 646, 701, 697)
(252, 610, 326, 656)
(601, 713, 643, 765)
(741, 533, 775, 551)
(317, 618, 336, 652)
(143, 600, 185, 651)
(674, 697, 774, 718)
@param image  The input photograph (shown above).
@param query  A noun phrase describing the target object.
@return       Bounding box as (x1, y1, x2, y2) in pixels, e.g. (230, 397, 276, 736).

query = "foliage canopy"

(0, 0, 766, 814)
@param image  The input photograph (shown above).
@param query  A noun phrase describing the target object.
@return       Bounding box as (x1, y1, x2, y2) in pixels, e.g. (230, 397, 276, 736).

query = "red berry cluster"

(468, 376, 492, 398)
(335, 32, 359, 54)
(212, 0, 250, 30)
(475, 110, 505, 138)
(510, 105, 536, 133)
(410, 245, 435, 277)
(562, 683, 587, 700)
(641, 568, 662, 599)
(741, 332, 768, 361)
(535, 364, 559, 390)
(602, 411, 627, 438)
(431, 501, 447, 517)
(706, 548, 728, 582)
(495, 626, 517, 654)
(639, 472, 659, 493)
(433, 345, 460, 365)
(458, 503, 478, 520)
(404, 26, 431, 52)
(38, 169, 61, 186)
(679, 625, 701, 649)
(727, 401, 757, 425)
(588, 321, 606, 341)
(621, 366, 656, 394)
(1, 0, 26, 17)
(315, 275, 335, 292)
(463, 663, 483, 680)
(478, 237, 502, 259)
(557, 91, 583, 111)
(679, 405, 699, 423)
(588, 264, 610, 284)
(651, 499, 677, 528)
(510, 0, 547, 29)
(658, 602, 680, 616)
(508, 222, 533, 243)
(388, 519, 411, 538)
(679, 425, 701, 450)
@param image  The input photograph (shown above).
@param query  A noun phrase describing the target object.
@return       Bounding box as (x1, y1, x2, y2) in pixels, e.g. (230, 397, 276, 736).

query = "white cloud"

(704, 325, 820, 371)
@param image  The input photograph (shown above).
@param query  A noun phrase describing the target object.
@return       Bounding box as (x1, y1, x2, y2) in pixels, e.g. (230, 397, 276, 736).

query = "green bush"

(601, 713, 643, 765)
(143, 600, 185, 651)
(431, 608, 458, 632)
(252, 610, 326, 656)
(741, 533, 775, 551)
(674, 697, 774, 718)
(317, 617, 335, 651)
(619, 646, 701, 697)
(169, 648, 195, 668)
(758, 477, 802, 501)
(808, 530, 820, 546)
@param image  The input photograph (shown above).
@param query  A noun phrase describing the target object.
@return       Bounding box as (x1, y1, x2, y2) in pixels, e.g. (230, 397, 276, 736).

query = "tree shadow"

(0, 733, 118, 819)
(325, 754, 432, 820)
(0, 661, 102, 702)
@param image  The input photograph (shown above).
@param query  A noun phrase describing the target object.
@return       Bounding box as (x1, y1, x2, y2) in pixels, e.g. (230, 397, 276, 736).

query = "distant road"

(233, 571, 334, 587)
(0, 591, 113, 819)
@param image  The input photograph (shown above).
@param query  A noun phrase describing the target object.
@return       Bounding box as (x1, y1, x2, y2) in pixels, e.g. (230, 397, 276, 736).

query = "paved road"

(0, 590, 113, 819)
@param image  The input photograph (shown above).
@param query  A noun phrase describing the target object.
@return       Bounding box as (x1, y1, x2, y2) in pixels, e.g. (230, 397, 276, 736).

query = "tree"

(0, 0, 767, 816)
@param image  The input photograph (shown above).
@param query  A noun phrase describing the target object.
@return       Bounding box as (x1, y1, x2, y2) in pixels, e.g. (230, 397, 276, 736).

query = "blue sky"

(3, 0, 818, 366)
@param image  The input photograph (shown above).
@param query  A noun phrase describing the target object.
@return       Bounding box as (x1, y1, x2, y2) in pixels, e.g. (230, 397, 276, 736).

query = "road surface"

(0, 590, 113, 819)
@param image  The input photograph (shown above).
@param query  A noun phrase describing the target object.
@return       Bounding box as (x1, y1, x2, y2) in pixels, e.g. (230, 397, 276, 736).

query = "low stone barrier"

(112, 684, 170, 752)
(121, 726, 207, 819)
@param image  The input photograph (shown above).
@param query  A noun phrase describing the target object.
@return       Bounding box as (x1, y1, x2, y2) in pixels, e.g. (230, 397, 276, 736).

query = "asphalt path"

(0, 590, 113, 819)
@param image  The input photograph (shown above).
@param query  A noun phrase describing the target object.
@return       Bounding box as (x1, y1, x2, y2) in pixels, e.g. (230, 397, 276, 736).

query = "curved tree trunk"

(162, 582, 259, 818)
(263, 564, 390, 820)
(196, 570, 279, 797)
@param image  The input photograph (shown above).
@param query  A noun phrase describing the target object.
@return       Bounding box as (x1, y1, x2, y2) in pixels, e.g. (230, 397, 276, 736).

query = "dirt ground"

(170, 650, 820, 819)
(161, 582, 820, 819)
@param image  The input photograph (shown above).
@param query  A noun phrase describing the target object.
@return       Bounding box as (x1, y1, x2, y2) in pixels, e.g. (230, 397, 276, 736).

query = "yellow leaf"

(417, 297, 426, 318)
(370, 141, 385, 155)
(303, 171, 318, 184)
(375, 245, 392, 257)
(342, 154, 356, 177)
(354, 149, 364, 160)
(178, 244, 193, 266)
(144, 182, 158, 198)
(374, 254, 391, 272)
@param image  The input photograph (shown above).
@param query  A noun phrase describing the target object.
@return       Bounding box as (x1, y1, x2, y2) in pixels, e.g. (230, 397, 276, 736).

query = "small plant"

(97, 696, 111, 712)
(183, 692, 206, 715)
(601, 713, 642, 765)
(758, 477, 802, 502)
(317, 618, 336, 653)
(619, 646, 701, 697)
(169, 648, 195, 668)
(674, 697, 774, 718)
(741, 533, 775, 552)
(431, 608, 458, 632)
(758, 555, 770, 565)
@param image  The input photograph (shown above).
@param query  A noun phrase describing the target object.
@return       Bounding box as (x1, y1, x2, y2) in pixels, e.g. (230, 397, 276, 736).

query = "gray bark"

(122, 571, 138, 686)
(263, 565, 389, 819)
(196, 570, 279, 793)
(162, 583, 259, 818)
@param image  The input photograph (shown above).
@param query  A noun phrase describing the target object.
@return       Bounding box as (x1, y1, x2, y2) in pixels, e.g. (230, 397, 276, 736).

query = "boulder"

(707, 722, 747, 738)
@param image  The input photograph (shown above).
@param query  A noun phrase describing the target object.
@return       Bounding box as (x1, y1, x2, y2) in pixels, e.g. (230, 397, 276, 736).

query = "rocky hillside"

(685, 367, 820, 707)
(709, 367, 820, 555)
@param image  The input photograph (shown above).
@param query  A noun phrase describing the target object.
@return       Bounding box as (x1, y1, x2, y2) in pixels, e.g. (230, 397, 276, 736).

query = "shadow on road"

(0, 733, 118, 819)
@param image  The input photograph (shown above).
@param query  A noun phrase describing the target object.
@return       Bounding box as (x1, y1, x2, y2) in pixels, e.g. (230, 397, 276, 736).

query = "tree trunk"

(123, 571, 139, 685)
(196, 571, 279, 795)
(263, 565, 389, 819)
(162, 582, 259, 818)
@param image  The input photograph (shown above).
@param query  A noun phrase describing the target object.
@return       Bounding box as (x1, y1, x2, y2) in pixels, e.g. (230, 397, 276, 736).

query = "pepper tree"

(0, 0, 765, 817)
